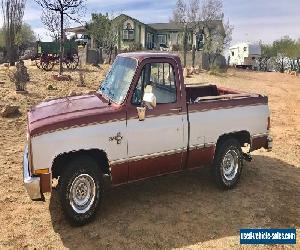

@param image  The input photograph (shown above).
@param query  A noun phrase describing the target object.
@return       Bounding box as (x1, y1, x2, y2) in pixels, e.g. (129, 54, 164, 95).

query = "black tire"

(59, 155, 103, 226)
(213, 138, 243, 189)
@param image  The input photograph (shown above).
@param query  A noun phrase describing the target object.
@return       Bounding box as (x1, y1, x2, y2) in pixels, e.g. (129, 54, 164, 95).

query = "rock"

(103, 58, 110, 64)
(47, 84, 57, 90)
(68, 90, 77, 96)
(1, 105, 20, 117)
(290, 71, 298, 76)
(194, 66, 200, 74)
(52, 74, 72, 81)
(183, 67, 188, 78)
(190, 67, 195, 75)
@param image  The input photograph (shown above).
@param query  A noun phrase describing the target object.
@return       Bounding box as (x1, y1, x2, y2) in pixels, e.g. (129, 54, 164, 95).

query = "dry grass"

(0, 64, 299, 249)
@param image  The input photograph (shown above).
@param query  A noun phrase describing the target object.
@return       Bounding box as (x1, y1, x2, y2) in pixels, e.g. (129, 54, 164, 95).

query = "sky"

(1, 0, 300, 45)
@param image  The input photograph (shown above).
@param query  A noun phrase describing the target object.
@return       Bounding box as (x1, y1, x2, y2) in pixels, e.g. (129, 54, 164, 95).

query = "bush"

(209, 64, 227, 74)
(128, 42, 142, 52)
(171, 44, 182, 51)
(9, 60, 29, 91)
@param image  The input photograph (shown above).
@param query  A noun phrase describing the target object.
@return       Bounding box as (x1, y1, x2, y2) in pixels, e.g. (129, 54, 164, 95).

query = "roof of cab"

(118, 52, 180, 62)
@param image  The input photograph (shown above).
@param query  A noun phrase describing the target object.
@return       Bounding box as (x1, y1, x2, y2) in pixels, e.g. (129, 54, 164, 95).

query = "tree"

(260, 36, 300, 73)
(34, 0, 86, 75)
(272, 36, 295, 72)
(1, 0, 26, 65)
(171, 0, 195, 67)
(86, 13, 121, 63)
(41, 10, 63, 40)
(0, 23, 36, 55)
(171, 0, 233, 69)
(198, 0, 233, 69)
(0, 28, 5, 48)
(260, 43, 276, 71)
(15, 23, 36, 52)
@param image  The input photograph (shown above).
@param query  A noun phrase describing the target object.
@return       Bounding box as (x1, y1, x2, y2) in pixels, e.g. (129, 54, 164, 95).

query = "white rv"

(229, 43, 261, 69)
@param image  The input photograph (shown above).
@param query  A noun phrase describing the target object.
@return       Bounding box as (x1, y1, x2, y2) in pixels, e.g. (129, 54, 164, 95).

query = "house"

(66, 14, 224, 52)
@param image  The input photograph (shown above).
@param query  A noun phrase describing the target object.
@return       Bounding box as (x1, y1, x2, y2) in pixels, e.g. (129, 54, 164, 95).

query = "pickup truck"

(23, 52, 272, 225)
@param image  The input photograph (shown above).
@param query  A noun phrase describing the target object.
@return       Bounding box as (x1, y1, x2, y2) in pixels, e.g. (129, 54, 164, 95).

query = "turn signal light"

(33, 168, 49, 175)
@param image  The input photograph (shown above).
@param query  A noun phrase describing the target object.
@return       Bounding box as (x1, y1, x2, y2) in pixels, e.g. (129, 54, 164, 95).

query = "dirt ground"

(0, 62, 299, 249)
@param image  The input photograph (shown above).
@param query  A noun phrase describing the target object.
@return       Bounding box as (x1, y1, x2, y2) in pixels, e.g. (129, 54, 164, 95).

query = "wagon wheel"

(41, 61, 55, 71)
(66, 54, 79, 70)
(40, 54, 55, 71)
(35, 57, 41, 69)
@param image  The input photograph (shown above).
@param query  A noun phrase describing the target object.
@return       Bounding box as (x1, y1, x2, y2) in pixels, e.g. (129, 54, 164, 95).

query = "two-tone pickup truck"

(23, 52, 272, 225)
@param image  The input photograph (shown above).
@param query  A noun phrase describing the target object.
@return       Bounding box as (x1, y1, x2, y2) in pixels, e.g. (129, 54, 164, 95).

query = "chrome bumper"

(23, 145, 42, 200)
(267, 136, 273, 151)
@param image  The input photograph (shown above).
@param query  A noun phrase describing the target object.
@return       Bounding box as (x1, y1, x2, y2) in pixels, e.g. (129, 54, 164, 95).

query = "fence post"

(99, 47, 103, 64)
(114, 46, 118, 61)
(192, 45, 196, 68)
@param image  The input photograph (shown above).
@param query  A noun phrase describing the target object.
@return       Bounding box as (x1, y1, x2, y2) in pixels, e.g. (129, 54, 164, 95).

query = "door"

(127, 60, 185, 180)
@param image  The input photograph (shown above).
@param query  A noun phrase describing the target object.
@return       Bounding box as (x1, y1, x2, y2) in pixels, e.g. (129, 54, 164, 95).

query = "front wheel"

(213, 138, 243, 189)
(59, 155, 103, 225)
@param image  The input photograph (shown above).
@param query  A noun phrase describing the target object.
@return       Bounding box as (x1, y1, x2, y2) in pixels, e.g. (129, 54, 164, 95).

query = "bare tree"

(171, 0, 201, 67)
(171, 0, 233, 70)
(171, 0, 188, 67)
(41, 10, 63, 40)
(1, 0, 26, 65)
(172, 0, 187, 24)
(34, 0, 86, 75)
(199, 0, 233, 69)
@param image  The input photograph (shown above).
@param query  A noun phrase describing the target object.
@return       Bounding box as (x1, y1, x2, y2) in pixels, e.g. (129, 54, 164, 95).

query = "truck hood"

(28, 94, 123, 136)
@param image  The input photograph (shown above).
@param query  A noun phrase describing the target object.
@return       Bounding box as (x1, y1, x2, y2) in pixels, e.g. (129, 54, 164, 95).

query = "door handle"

(170, 107, 182, 112)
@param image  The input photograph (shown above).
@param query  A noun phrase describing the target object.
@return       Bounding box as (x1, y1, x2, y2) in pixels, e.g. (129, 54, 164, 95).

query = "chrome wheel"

(222, 149, 239, 181)
(69, 174, 96, 214)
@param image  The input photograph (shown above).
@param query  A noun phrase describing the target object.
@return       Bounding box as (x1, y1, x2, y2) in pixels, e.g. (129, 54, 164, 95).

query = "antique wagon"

(34, 41, 79, 71)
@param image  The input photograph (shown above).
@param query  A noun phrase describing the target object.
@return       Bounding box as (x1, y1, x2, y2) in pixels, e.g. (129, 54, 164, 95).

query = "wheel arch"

(52, 149, 110, 179)
(216, 130, 251, 149)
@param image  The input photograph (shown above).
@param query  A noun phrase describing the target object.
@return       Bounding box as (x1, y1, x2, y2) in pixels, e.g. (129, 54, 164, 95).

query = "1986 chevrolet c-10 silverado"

(23, 52, 272, 225)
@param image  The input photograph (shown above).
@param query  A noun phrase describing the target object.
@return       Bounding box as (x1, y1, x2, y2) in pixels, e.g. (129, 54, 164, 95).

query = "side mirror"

(143, 92, 156, 109)
(136, 106, 146, 121)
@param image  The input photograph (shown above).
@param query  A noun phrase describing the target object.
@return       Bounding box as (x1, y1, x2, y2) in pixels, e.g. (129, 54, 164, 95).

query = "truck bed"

(185, 84, 263, 104)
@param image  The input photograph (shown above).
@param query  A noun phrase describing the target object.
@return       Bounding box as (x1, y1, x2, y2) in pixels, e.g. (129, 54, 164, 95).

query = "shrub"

(9, 60, 29, 91)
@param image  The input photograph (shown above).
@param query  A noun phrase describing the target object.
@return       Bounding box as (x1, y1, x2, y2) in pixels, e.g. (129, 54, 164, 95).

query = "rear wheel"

(59, 155, 103, 225)
(213, 138, 243, 189)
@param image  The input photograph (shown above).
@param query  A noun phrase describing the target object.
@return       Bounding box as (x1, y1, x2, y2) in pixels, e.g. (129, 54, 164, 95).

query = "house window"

(158, 34, 167, 45)
(147, 33, 154, 49)
(243, 47, 247, 52)
(123, 29, 135, 40)
(231, 51, 234, 56)
(196, 32, 204, 50)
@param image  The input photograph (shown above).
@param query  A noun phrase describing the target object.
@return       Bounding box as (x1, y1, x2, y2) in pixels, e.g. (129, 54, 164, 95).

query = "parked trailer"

(229, 43, 261, 69)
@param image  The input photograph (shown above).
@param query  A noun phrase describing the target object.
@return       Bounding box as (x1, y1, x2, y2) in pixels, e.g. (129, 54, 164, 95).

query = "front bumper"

(23, 145, 42, 200)
(266, 136, 273, 151)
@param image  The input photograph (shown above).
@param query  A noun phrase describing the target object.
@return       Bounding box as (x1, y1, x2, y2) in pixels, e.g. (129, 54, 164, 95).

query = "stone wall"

(79, 46, 227, 70)
(169, 51, 227, 70)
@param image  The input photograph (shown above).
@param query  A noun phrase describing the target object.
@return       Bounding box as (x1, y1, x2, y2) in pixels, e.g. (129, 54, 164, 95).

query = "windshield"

(99, 57, 137, 104)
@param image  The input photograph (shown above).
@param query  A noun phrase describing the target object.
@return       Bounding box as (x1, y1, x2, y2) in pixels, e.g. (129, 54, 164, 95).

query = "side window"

(132, 62, 177, 105)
